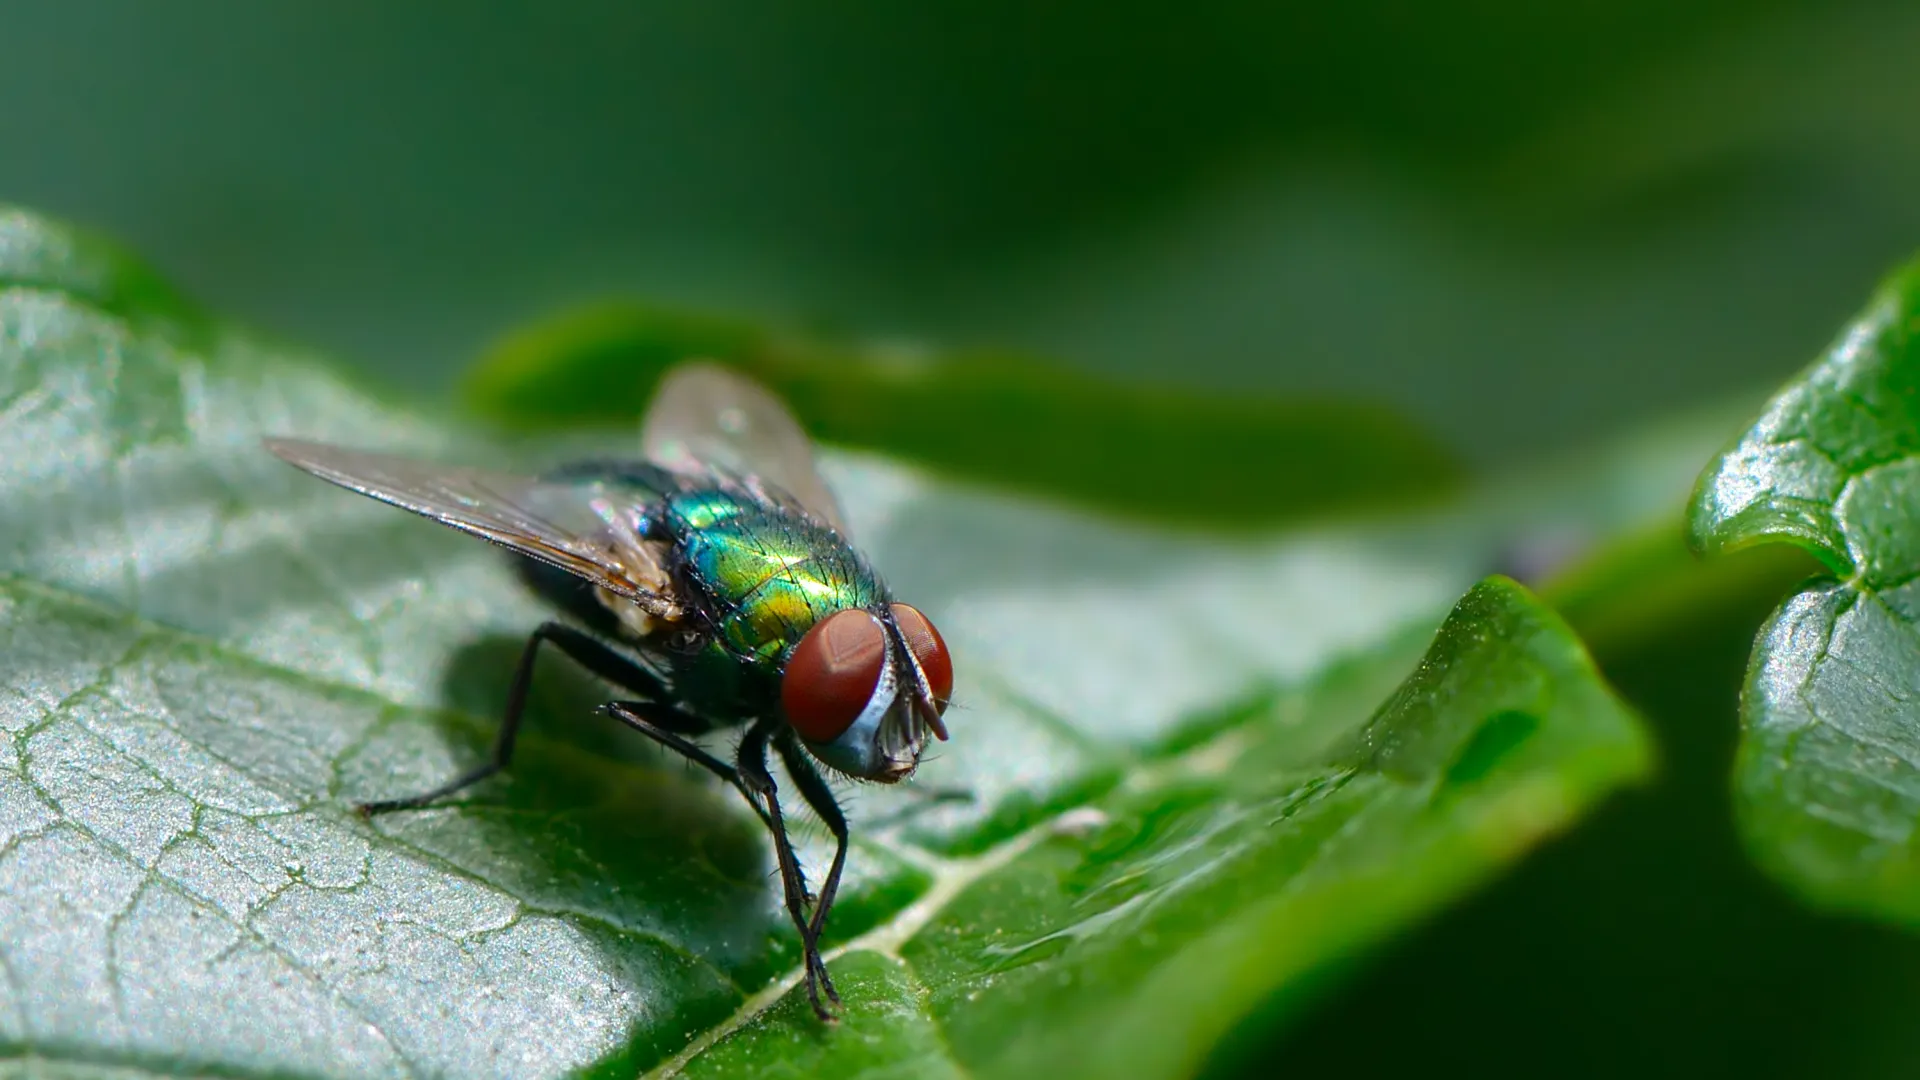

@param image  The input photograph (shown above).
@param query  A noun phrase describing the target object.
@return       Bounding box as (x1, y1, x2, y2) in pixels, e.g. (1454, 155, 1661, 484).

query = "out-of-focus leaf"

(460, 300, 1465, 530)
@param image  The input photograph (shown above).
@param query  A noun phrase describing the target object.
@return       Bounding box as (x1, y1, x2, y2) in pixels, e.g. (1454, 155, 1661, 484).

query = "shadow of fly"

(265, 361, 954, 1021)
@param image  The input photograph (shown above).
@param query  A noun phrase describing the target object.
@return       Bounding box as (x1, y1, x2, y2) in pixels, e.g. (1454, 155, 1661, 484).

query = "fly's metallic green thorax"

(666, 488, 880, 665)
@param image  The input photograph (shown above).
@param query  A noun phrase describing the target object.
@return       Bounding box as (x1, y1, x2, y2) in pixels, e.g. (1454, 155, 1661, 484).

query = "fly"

(263, 361, 955, 1022)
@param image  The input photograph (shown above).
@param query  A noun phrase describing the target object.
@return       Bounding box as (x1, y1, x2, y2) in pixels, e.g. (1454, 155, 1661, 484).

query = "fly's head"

(780, 604, 952, 783)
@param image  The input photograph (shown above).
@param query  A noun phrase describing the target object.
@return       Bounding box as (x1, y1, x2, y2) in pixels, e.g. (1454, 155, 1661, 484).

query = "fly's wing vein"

(263, 437, 679, 615)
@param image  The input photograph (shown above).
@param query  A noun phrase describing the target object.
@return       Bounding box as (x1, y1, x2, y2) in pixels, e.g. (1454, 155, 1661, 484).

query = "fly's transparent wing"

(640, 361, 851, 535)
(263, 437, 678, 613)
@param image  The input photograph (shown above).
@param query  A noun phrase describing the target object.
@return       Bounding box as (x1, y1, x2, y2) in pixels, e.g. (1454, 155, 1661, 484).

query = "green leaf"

(1690, 256, 1920, 920)
(0, 204, 1657, 1079)
(460, 300, 1466, 530)
(660, 577, 1648, 1080)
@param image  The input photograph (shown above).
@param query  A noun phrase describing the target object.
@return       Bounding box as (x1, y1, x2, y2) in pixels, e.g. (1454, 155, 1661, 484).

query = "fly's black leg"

(359, 621, 696, 814)
(602, 702, 772, 830)
(737, 718, 814, 919)
(738, 717, 838, 1021)
(773, 730, 848, 1008)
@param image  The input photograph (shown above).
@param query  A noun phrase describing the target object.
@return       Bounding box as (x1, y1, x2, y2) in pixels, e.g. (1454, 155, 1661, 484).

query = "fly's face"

(781, 603, 953, 783)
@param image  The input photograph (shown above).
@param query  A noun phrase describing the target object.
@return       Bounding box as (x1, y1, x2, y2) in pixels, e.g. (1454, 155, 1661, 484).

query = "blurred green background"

(4, 1, 1915, 462)
(8, 4, 1920, 1075)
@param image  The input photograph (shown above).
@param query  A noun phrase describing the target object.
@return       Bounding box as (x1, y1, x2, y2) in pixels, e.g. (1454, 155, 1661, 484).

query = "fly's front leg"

(738, 717, 837, 1021)
(773, 730, 847, 1007)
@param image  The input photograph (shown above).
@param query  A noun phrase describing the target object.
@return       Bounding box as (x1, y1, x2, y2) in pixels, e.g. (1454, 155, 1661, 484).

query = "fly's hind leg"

(358, 621, 686, 815)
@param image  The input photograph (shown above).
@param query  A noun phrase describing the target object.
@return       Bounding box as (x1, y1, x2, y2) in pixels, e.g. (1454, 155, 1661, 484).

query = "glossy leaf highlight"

(1691, 257, 1920, 920)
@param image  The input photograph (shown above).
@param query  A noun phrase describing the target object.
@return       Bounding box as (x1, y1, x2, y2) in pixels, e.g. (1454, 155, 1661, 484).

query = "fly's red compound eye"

(782, 609, 887, 742)
(889, 603, 952, 715)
